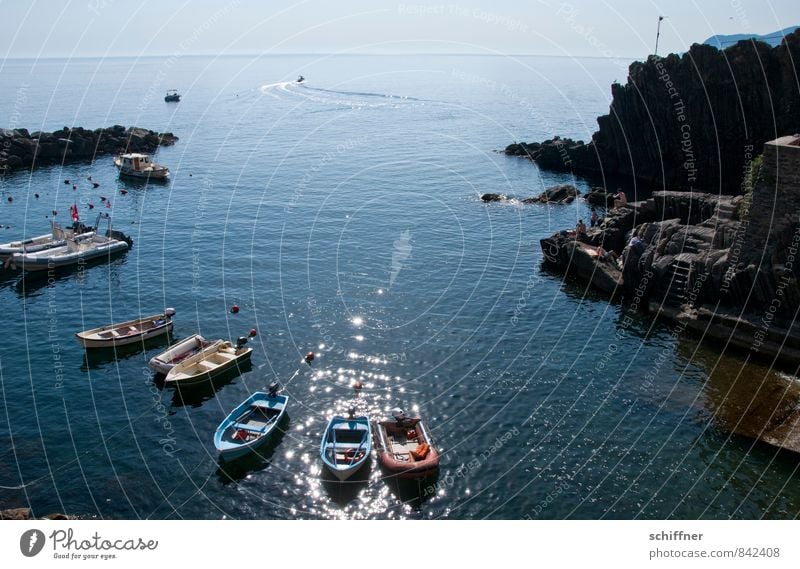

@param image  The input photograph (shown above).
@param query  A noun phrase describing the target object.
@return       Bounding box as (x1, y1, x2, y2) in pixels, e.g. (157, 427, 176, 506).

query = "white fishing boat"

(148, 333, 214, 375)
(0, 222, 93, 263)
(164, 337, 253, 386)
(76, 309, 176, 349)
(8, 215, 130, 272)
(113, 153, 169, 179)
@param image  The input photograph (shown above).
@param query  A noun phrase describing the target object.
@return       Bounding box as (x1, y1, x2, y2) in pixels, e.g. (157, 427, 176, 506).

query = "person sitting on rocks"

(613, 188, 627, 209)
(576, 219, 587, 241)
(590, 208, 599, 227)
(596, 245, 619, 264)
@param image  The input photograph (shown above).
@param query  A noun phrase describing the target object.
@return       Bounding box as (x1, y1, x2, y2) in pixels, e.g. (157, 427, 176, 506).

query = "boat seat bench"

(232, 423, 267, 433)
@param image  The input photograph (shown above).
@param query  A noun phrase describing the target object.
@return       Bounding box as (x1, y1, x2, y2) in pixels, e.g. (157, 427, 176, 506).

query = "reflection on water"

(81, 333, 173, 370)
(679, 338, 800, 454)
(165, 359, 255, 408)
(216, 416, 289, 485)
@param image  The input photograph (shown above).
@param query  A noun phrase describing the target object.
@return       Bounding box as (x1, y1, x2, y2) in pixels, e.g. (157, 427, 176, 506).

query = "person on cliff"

(613, 188, 627, 209)
(590, 208, 599, 227)
(576, 219, 587, 242)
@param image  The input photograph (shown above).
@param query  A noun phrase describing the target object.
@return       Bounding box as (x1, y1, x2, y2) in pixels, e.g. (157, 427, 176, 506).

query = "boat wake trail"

(300, 86, 423, 101)
(256, 81, 429, 111)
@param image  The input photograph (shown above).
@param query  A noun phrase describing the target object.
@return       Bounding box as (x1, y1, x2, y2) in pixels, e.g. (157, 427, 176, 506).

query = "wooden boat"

(320, 412, 372, 481)
(373, 409, 440, 479)
(0, 222, 93, 262)
(214, 384, 287, 461)
(113, 153, 169, 179)
(164, 89, 181, 102)
(163, 337, 252, 386)
(148, 333, 213, 375)
(76, 309, 176, 349)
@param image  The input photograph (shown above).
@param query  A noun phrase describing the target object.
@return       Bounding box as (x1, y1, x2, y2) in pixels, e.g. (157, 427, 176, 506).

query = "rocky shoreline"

(506, 29, 800, 191)
(0, 126, 178, 175)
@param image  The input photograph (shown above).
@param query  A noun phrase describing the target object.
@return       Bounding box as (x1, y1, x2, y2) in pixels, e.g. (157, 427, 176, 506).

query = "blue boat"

(214, 385, 288, 461)
(320, 412, 371, 481)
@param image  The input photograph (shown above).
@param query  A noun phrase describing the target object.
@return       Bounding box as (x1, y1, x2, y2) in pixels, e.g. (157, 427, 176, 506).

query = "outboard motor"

(348, 406, 356, 420)
(268, 381, 280, 397)
(391, 407, 406, 424)
(236, 336, 248, 350)
(164, 308, 176, 319)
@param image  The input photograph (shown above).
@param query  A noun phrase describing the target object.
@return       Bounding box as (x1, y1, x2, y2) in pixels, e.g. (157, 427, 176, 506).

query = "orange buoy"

(249, 328, 257, 337)
(230, 304, 240, 314)
(304, 351, 315, 363)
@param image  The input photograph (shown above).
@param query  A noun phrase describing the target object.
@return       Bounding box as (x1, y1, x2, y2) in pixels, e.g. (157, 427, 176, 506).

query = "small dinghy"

(373, 408, 439, 479)
(320, 410, 372, 481)
(164, 89, 181, 102)
(163, 336, 252, 386)
(214, 383, 288, 461)
(76, 309, 176, 349)
(148, 333, 213, 375)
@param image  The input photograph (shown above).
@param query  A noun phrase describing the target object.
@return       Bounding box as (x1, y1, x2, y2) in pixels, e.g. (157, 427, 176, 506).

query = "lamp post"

(654, 15, 666, 56)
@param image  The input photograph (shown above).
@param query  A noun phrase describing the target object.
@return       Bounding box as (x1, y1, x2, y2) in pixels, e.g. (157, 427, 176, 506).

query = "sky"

(0, 0, 798, 59)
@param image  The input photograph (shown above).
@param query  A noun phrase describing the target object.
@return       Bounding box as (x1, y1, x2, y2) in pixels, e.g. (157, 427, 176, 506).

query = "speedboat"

(76, 309, 176, 349)
(320, 411, 371, 481)
(9, 214, 130, 272)
(0, 222, 93, 263)
(113, 153, 169, 180)
(164, 90, 181, 102)
(163, 337, 252, 386)
(148, 333, 213, 375)
(373, 408, 439, 479)
(296, 75, 305, 83)
(214, 383, 288, 461)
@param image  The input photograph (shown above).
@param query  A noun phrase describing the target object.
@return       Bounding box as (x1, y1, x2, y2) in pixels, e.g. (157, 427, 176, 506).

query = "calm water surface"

(0, 54, 798, 519)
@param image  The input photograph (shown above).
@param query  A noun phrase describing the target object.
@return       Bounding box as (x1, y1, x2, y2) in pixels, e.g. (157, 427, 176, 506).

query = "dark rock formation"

(0, 126, 178, 175)
(480, 193, 508, 202)
(509, 30, 800, 193)
(540, 232, 623, 294)
(534, 184, 579, 204)
(0, 507, 76, 520)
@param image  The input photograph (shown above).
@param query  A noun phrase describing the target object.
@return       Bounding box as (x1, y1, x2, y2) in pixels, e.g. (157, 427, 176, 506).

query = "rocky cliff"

(508, 30, 800, 193)
(0, 126, 178, 175)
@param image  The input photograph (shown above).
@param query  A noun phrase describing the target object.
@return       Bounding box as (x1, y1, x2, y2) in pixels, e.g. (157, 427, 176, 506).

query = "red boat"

(373, 409, 440, 479)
